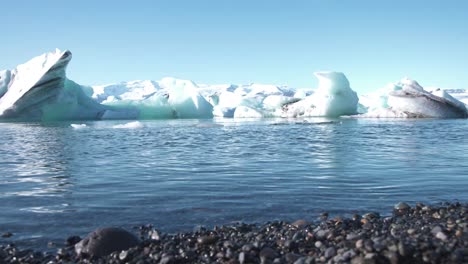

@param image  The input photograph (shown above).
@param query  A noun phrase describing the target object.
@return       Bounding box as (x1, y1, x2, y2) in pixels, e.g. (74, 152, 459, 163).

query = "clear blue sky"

(1, 0, 467, 93)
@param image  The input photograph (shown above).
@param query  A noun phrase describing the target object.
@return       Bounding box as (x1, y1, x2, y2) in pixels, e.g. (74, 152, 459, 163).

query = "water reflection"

(0, 123, 73, 197)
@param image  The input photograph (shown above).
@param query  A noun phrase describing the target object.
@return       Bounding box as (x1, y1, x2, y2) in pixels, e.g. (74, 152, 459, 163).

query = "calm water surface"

(0, 118, 467, 249)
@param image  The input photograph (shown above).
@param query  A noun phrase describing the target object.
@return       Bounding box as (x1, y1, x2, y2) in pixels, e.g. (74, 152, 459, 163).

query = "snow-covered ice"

(0, 49, 466, 121)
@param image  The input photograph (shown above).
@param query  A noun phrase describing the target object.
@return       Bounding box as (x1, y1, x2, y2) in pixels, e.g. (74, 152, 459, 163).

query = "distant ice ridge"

(0, 49, 466, 121)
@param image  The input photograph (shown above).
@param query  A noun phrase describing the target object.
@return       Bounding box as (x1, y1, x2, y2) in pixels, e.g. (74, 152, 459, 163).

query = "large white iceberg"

(0, 49, 466, 121)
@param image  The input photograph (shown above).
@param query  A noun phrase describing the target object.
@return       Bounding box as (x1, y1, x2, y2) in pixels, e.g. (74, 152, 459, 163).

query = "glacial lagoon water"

(0, 118, 467, 249)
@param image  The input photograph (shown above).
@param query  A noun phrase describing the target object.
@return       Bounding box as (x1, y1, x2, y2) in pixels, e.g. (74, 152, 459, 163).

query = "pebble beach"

(1, 202, 467, 264)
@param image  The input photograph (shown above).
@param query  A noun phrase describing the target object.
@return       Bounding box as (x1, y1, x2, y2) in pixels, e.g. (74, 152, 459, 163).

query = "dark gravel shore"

(1, 202, 467, 264)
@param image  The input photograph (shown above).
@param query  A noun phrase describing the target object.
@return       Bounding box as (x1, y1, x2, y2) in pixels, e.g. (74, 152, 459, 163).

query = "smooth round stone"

(363, 212, 380, 220)
(66, 236, 81, 246)
(394, 202, 410, 210)
(75, 227, 139, 257)
(197, 236, 217, 245)
(259, 247, 278, 260)
(324, 247, 336, 259)
(291, 219, 309, 228)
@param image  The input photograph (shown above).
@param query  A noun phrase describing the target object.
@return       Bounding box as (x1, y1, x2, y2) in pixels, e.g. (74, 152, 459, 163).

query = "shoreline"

(1, 202, 467, 263)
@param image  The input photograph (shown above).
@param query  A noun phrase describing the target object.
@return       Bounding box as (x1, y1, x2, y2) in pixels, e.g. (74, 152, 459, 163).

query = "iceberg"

(361, 79, 467, 118)
(0, 49, 466, 121)
(0, 49, 72, 119)
(281, 72, 359, 118)
(0, 49, 137, 121)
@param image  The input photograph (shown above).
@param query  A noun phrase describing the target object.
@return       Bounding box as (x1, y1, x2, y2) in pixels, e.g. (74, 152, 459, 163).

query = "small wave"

(20, 205, 68, 214)
(194, 123, 224, 128)
(112, 121, 144, 129)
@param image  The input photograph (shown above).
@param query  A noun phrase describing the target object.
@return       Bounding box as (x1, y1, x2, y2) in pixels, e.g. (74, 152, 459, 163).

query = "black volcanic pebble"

(74, 227, 139, 257)
(66, 235, 81, 246)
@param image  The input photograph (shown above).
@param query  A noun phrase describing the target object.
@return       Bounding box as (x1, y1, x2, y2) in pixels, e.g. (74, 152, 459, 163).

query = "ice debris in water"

(0, 49, 466, 121)
(70, 124, 87, 129)
(112, 121, 144, 129)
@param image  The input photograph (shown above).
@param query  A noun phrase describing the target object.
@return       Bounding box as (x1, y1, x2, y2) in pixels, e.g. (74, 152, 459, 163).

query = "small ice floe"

(112, 121, 144, 129)
(70, 124, 87, 129)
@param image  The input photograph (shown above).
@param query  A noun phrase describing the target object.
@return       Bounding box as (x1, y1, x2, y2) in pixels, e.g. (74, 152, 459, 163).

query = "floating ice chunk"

(71, 124, 87, 129)
(112, 121, 144, 129)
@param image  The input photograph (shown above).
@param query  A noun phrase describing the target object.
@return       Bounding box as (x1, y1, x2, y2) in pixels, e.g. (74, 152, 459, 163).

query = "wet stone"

(346, 233, 360, 240)
(197, 236, 217, 245)
(320, 212, 329, 220)
(260, 247, 278, 260)
(435, 231, 448, 241)
(355, 239, 364, 249)
(293, 257, 306, 264)
(431, 226, 443, 234)
(292, 219, 309, 228)
(363, 212, 380, 220)
(285, 252, 301, 263)
(1, 232, 13, 238)
(324, 246, 336, 259)
(119, 250, 129, 261)
(315, 241, 323, 248)
(159, 254, 174, 264)
(315, 230, 328, 239)
(238, 252, 246, 264)
(394, 202, 410, 210)
(75, 227, 139, 257)
(66, 236, 81, 246)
